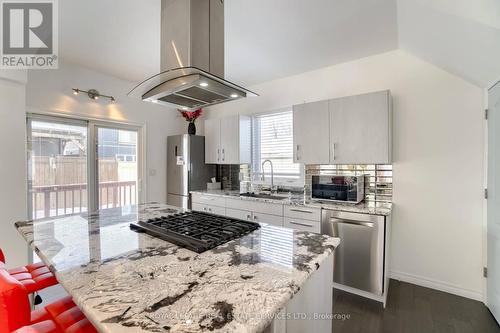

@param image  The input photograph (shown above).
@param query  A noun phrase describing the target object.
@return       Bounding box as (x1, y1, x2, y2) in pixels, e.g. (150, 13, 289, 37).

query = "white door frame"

(89, 121, 145, 212)
(486, 79, 500, 322)
(26, 113, 146, 215)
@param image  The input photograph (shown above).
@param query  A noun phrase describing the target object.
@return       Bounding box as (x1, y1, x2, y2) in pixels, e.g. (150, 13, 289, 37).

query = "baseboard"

(333, 282, 385, 306)
(390, 270, 484, 302)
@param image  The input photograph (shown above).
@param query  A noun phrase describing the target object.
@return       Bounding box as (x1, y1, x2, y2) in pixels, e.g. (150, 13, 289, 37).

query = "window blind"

(252, 110, 303, 185)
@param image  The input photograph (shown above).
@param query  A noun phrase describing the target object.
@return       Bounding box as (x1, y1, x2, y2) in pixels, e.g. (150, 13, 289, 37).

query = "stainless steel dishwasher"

(322, 210, 385, 295)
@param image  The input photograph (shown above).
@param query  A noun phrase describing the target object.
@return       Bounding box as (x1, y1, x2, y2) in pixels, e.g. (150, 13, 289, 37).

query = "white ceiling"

(224, 0, 398, 85)
(59, 0, 161, 83)
(58, 0, 500, 88)
(59, 0, 397, 85)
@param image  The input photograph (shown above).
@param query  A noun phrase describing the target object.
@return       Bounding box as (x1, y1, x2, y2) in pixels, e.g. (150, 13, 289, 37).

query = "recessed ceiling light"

(230, 93, 238, 98)
(199, 82, 208, 87)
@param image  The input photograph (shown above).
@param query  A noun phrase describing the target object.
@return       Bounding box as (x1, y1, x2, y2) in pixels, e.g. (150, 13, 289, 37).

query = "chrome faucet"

(261, 159, 276, 193)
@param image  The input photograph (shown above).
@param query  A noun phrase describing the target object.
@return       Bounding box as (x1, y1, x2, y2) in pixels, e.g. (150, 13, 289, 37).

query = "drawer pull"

(290, 208, 314, 214)
(289, 221, 313, 228)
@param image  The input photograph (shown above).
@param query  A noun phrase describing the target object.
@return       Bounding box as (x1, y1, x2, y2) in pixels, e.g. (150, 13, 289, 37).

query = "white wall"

(0, 70, 28, 268)
(208, 50, 485, 300)
(26, 62, 188, 204)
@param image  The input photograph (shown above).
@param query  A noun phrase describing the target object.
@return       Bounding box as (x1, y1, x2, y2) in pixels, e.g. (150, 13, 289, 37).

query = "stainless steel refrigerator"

(167, 135, 216, 209)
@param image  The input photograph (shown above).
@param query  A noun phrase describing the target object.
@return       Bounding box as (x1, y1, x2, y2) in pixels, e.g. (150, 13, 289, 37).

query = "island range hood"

(128, 0, 257, 110)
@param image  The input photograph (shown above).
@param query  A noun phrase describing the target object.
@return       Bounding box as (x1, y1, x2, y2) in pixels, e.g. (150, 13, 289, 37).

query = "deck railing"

(31, 181, 136, 219)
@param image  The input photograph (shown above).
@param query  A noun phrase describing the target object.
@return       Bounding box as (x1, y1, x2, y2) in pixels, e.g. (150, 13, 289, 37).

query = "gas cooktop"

(130, 211, 260, 253)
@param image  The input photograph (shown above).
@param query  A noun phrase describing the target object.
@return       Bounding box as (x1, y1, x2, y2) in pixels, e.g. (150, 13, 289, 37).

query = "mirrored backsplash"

(220, 164, 392, 208)
(305, 164, 393, 207)
(217, 164, 249, 190)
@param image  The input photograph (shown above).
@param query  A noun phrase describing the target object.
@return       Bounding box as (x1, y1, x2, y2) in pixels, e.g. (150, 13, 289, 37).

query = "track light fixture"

(72, 88, 115, 103)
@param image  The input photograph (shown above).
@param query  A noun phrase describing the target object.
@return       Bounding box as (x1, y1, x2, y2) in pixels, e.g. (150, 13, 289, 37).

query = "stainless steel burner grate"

(130, 211, 260, 253)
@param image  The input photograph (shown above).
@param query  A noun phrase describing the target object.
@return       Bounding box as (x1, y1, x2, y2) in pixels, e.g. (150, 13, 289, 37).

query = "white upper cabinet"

(204, 118, 221, 164)
(329, 90, 392, 164)
(292, 90, 392, 165)
(204, 115, 251, 164)
(293, 100, 330, 164)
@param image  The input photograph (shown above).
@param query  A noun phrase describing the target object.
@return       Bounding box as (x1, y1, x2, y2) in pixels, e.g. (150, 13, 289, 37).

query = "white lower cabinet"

(225, 198, 283, 216)
(191, 194, 226, 207)
(226, 207, 283, 227)
(226, 208, 252, 221)
(192, 203, 225, 216)
(284, 217, 320, 233)
(284, 206, 321, 221)
(225, 198, 284, 226)
(252, 212, 283, 227)
(284, 205, 321, 233)
(191, 193, 322, 232)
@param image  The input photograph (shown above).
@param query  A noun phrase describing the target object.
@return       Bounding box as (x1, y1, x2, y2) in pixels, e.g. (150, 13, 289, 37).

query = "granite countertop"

(15, 203, 339, 333)
(191, 190, 392, 216)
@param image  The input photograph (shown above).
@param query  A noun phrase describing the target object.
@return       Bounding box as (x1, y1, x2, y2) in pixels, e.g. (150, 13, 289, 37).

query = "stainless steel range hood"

(128, 0, 257, 110)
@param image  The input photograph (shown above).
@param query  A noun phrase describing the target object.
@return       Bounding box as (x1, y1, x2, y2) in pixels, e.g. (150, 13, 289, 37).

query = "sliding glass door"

(27, 117, 89, 219)
(96, 126, 139, 209)
(27, 115, 143, 220)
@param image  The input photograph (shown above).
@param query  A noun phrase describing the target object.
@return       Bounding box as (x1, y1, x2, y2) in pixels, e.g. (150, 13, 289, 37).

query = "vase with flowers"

(178, 108, 203, 135)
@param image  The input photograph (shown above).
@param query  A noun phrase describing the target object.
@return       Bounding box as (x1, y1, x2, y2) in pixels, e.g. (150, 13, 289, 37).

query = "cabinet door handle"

(332, 143, 336, 161)
(290, 208, 314, 214)
(289, 221, 313, 228)
(208, 208, 212, 212)
(296, 145, 300, 161)
(253, 215, 258, 220)
(222, 148, 225, 162)
(217, 149, 220, 162)
(203, 207, 207, 211)
(246, 214, 252, 220)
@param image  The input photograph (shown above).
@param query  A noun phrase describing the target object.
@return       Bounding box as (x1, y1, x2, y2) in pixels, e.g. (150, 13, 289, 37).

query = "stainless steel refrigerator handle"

(330, 218, 374, 228)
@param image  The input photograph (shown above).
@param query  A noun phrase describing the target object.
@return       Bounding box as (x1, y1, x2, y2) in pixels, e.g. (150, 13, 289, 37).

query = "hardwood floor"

(332, 279, 500, 333)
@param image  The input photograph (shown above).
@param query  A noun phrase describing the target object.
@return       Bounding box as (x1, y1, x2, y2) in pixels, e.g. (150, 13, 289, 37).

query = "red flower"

(178, 108, 203, 122)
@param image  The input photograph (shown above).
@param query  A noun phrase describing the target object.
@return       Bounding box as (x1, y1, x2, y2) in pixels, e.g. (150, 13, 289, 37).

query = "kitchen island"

(15, 203, 339, 333)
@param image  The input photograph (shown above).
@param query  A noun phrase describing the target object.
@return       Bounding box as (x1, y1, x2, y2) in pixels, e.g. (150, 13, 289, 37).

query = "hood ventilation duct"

(128, 0, 257, 110)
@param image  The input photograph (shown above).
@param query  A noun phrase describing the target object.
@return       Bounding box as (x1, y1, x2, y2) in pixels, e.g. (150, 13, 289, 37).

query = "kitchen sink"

(239, 193, 288, 200)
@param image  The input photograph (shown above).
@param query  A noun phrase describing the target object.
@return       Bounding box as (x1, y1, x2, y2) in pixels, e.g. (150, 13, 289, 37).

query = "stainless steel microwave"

(311, 175, 365, 204)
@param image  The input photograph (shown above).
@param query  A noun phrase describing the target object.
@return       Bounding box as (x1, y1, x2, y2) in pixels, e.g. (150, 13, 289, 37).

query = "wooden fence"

(30, 156, 137, 219)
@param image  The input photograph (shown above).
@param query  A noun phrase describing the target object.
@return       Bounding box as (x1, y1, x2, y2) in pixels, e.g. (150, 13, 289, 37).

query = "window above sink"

(251, 109, 304, 187)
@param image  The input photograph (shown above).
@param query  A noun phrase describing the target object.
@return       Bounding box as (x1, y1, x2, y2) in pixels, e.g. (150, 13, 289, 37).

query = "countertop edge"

(190, 190, 392, 216)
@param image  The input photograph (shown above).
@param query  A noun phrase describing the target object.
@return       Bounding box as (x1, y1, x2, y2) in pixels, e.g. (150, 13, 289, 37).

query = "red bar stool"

(0, 268, 97, 333)
(0, 248, 58, 296)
